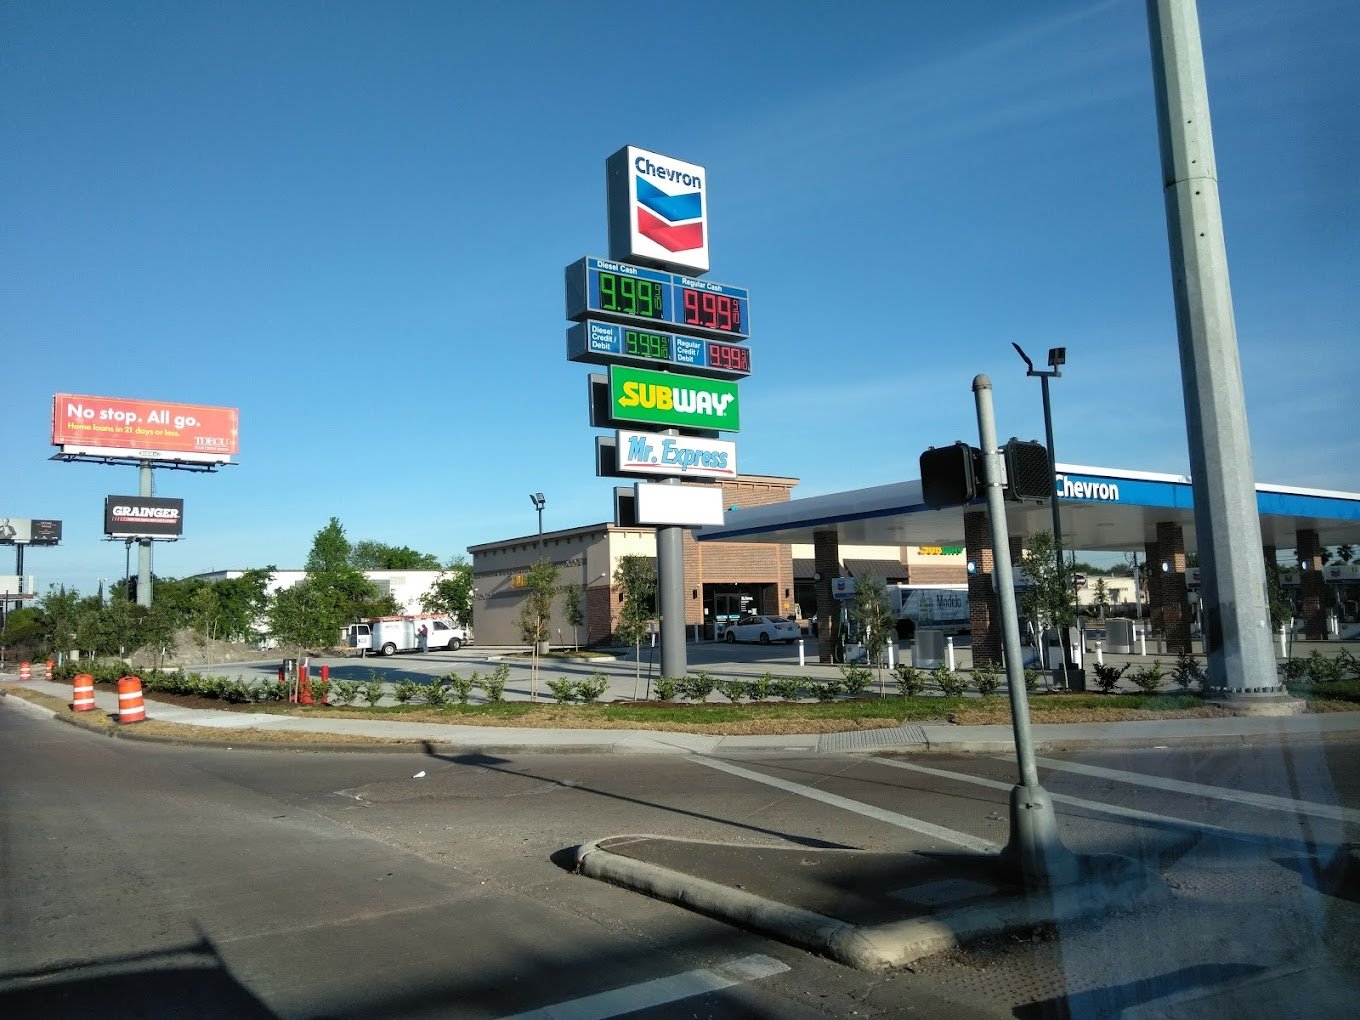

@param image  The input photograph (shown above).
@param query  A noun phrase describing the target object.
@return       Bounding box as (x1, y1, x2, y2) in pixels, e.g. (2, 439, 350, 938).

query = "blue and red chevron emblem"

(635, 176, 704, 253)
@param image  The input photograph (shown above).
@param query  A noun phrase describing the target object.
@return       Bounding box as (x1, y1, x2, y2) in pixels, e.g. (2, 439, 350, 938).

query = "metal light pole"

(974, 375, 1078, 886)
(529, 492, 546, 553)
(1013, 343, 1073, 684)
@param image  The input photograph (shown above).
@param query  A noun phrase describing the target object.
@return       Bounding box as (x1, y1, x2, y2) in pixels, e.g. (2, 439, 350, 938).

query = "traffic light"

(920, 442, 982, 508)
(1003, 438, 1052, 501)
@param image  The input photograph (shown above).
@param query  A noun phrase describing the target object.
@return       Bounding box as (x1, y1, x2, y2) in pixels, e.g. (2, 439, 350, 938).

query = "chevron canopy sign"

(607, 145, 710, 274)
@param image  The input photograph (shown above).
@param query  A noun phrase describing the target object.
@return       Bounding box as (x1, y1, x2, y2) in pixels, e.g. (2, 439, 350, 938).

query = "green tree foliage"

(1018, 530, 1077, 634)
(518, 557, 560, 646)
(421, 556, 474, 624)
(349, 540, 442, 570)
(613, 555, 657, 647)
(849, 573, 896, 670)
(269, 518, 381, 648)
(1091, 577, 1111, 621)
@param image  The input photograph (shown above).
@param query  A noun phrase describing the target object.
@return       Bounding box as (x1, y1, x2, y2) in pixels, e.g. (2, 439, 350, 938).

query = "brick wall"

(965, 511, 1001, 666)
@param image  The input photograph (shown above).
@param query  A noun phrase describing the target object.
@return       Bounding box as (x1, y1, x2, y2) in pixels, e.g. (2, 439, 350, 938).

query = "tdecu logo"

(634, 155, 704, 254)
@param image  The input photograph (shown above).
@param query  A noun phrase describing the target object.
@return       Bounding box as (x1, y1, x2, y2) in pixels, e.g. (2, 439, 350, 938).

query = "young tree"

(849, 572, 896, 693)
(614, 555, 657, 695)
(1091, 577, 1111, 622)
(561, 583, 584, 650)
(1018, 531, 1077, 639)
(517, 557, 560, 701)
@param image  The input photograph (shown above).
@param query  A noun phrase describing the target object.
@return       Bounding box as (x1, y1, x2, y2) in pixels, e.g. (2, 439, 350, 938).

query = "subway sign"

(608, 365, 740, 432)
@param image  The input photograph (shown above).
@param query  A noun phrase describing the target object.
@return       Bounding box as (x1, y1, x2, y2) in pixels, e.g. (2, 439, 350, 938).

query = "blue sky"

(3, 0, 1357, 597)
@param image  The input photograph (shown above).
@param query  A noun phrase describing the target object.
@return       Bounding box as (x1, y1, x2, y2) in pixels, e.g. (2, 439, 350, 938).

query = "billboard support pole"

(136, 461, 153, 607)
(657, 432, 688, 683)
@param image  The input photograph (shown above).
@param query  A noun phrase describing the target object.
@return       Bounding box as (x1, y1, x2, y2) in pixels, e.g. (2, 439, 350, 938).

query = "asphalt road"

(2, 698, 1357, 1017)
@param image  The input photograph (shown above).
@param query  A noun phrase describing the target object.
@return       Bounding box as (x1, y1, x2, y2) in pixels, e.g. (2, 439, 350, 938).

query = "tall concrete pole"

(136, 461, 154, 608)
(1146, 0, 1281, 697)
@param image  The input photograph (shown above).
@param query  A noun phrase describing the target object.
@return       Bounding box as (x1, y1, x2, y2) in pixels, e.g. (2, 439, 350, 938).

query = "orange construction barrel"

(72, 674, 96, 712)
(19, 662, 31, 681)
(116, 676, 146, 724)
(45, 660, 55, 680)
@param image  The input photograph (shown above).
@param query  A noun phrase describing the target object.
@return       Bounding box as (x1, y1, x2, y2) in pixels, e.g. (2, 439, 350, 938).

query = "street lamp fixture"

(1014, 342, 1071, 679)
(529, 492, 546, 551)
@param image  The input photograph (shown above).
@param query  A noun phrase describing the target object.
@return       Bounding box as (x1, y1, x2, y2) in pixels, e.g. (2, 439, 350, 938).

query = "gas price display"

(568, 321, 752, 379)
(566, 257, 749, 340)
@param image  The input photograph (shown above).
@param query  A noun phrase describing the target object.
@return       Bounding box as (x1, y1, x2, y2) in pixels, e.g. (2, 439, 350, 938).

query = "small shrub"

(838, 666, 873, 698)
(933, 665, 967, 697)
(892, 663, 927, 697)
(680, 671, 716, 702)
(1305, 650, 1344, 684)
(972, 664, 1002, 697)
(1129, 660, 1165, 694)
(547, 677, 577, 704)
(333, 680, 362, 706)
(574, 675, 608, 703)
(222, 678, 255, 704)
(309, 677, 332, 705)
(393, 679, 419, 704)
(422, 678, 449, 707)
(1024, 668, 1041, 694)
(716, 679, 748, 703)
(1171, 655, 1205, 692)
(653, 675, 680, 701)
(812, 678, 842, 702)
(478, 667, 507, 703)
(748, 672, 773, 702)
(770, 676, 803, 701)
(1279, 657, 1308, 682)
(1091, 662, 1129, 694)
(362, 677, 385, 707)
(444, 672, 475, 705)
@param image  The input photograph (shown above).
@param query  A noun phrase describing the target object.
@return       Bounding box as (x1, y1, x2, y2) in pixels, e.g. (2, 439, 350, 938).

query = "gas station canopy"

(695, 464, 1360, 552)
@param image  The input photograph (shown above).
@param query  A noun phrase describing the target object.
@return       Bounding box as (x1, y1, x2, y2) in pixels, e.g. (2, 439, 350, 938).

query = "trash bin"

(1106, 618, 1134, 655)
(913, 629, 945, 668)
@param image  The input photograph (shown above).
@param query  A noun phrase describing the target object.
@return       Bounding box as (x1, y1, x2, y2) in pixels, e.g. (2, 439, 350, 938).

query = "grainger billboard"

(52, 394, 238, 464)
(104, 496, 185, 538)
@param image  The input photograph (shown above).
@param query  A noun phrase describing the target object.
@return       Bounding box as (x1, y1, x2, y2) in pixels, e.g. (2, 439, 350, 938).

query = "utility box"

(913, 629, 945, 668)
(1106, 618, 1135, 655)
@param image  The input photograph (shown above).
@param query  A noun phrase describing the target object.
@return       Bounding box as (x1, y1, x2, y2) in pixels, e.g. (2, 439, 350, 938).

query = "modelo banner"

(53, 394, 239, 463)
(608, 365, 740, 432)
(104, 496, 185, 538)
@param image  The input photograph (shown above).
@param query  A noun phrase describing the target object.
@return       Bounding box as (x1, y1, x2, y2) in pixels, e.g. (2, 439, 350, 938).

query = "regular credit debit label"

(616, 429, 737, 478)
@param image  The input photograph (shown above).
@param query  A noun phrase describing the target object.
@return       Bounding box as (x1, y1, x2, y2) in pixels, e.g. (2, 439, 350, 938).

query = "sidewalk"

(4, 674, 1359, 756)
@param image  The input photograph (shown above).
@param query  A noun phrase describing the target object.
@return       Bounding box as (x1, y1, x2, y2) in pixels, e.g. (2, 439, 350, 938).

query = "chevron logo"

(636, 176, 704, 253)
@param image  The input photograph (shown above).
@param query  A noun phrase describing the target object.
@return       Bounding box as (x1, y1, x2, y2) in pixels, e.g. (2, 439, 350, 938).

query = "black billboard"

(104, 496, 184, 538)
(0, 518, 62, 545)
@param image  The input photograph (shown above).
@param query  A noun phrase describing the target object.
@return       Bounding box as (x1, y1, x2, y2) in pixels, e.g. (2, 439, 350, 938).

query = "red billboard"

(52, 394, 238, 463)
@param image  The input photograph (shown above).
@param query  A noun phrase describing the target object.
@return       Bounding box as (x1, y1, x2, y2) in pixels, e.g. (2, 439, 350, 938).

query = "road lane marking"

(689, 756, 999, 853)
(1024, 755, 1360, 824)
(495, 953, 788, 1020)
(871, 758, 1320, 849)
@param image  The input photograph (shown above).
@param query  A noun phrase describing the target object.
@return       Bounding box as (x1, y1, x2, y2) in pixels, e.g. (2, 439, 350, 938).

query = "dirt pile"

(127, 629, 314, 669)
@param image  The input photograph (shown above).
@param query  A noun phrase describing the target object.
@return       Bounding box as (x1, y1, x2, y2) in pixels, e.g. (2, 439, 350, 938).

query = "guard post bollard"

(116, 676, 146, 724)
(71, 674, 96, 712)
(946, 635, 956, 671)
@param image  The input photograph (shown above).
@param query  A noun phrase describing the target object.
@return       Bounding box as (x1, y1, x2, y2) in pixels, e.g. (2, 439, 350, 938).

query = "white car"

(724, 614, 799, 644)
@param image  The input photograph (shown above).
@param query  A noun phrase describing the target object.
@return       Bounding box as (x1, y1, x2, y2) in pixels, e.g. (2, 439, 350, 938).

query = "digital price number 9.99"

(623, 329, 671, 362)
(706, 341, 749, 374)
(681, 287, 742, 334)
(598, 270, 665, 321)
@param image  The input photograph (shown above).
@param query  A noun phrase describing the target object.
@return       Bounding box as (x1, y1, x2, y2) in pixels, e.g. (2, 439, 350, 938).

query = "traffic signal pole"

(974, 375, 1078, 887)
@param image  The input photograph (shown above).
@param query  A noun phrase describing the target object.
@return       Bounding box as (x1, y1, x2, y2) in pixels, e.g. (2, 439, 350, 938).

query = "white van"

(345, 615, 470, 655)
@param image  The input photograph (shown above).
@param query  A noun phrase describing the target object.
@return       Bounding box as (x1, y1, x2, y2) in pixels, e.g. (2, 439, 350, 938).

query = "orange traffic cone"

(72, 674, 96, 712)
(116, 676, 146, 723)
(18, 662, 31, 681)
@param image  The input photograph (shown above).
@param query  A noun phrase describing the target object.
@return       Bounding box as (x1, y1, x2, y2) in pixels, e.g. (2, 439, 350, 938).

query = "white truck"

(889, 584, 970, 639)
(344, 615, 470, 655)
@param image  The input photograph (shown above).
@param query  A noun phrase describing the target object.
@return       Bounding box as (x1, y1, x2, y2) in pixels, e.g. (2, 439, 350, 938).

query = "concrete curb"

(572, 836, 1167, 971)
